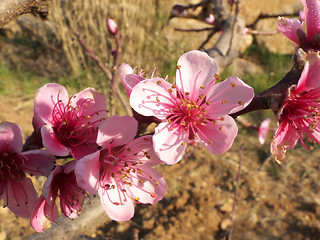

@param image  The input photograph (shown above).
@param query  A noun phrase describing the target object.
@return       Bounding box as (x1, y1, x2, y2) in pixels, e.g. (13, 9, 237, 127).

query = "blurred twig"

(229, 144, 244, 240)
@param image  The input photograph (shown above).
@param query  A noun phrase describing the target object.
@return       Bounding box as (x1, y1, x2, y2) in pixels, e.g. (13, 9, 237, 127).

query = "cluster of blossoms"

(2, 0, 320, 232)
(0, 50, 254, 232)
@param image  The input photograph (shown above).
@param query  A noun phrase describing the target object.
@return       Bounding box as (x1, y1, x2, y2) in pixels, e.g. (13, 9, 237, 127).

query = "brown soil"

(1, 96, 320, 240)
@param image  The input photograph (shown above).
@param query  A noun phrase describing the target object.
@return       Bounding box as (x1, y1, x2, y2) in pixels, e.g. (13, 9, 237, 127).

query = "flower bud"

(107, 18, 118, 35)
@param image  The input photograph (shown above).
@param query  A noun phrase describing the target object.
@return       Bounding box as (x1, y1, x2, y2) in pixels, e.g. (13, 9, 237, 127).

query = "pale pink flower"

(107, 18, 118, 35)
(258, 118, 271, 145)
(75, 115, 167, 221)
(205, 14, 215, 25)
(130, 50, 254, 164)
(34, 83, 107, 159)
(31, 161, 87, 232)
(271, 52, 320, 163)
(0, 122, 55, 218)
(277, 0, 320, 49)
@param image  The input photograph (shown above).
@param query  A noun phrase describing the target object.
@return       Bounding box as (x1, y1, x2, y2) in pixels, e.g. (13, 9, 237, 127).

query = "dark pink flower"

(277, 0, 320, 50)
(0, 122, 55, 218)
(30, 161, 87, 232)
(34, 83, 107, 159)
(130, 50, 254, 164)
(75, 115, 167, 221)
(271, 53, 320, 162)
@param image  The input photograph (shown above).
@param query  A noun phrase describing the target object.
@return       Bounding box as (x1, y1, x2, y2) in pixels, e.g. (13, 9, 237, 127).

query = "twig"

(110, 34, 123, 115)
(74, 32, 112, 79)
(228, 144, 244, 240)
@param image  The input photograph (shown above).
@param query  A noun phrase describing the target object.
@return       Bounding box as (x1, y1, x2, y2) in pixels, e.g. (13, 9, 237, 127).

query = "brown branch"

(0, 0, 49, 28)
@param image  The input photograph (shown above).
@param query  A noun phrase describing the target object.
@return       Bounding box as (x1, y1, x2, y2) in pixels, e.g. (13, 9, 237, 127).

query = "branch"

(0, 0, 49, 28)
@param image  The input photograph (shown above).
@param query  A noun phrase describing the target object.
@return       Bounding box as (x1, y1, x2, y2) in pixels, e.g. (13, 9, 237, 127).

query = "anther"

(231, 83, 236, 87)
(176, 65, 181, 69)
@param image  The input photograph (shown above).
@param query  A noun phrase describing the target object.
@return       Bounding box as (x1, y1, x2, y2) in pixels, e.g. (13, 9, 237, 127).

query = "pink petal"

(22, 150, 56, 177)
(30, 195, 58, 232)
(197, 115, 238, 154)
(42, 165, 62, 203)
(119, 63, 144, 96)
(4, 178, 38, 218)
(0, 121, 23, 153)
(123, 135, 162, 166)
(176, 50, 218, 95)
(271, 120, 299, 163)
(296, 52, 320, 93)
(130, 77, 175, 119)
(34, 83, 69, 125)
(125, 165, 167, 204)
(277, 16, 303, 45)
(75, 151, 100, 194)
(98, 180, 135, 221)
(305, 0, 320, 40)
(97, 115, 138, 148)
(258, 118, 271, 145)
(206, 76, 254, 116)
(41, 125, 70, 157)
(153, 122, 188, 165)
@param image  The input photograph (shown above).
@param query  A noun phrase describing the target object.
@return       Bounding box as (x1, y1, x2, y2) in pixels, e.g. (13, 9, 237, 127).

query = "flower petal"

(258, 118, 271, 145)
(22, 150, 56, 177)
(41, 125, 70, 157)
(296, 52, 320, 92)
(4, 178, 38, 218)
(153, 122, 188, 165)
(34, 83, 69, 125)
(197, 115, 238, 154)
(271, 120, 299, 163)
(130, 77, 174, 119)
(122, 135, 162, 166)
(75, 151, 100, 194)
(42, 165, 62, 203)
(176, 50, 218, 96)
(30, 195, 58, 232)
(97, 115, 138, 149)
(126, 165, 167, 204)
(0, 121, 23, 153)
(119, 63, 144, 96)
(305, 0, 320, 40)
(277, 16, 303, 45)
(98, 180, 135, 221)
(205, 76, 254, 116)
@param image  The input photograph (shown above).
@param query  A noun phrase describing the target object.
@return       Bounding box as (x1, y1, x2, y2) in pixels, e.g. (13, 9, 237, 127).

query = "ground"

(0, 95, 320, 240)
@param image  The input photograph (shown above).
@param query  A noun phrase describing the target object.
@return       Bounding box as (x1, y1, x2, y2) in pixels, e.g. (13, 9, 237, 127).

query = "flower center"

(51, 91, 105, 147)
(284, 88, 320, 148)
(98, 147, 158, 205)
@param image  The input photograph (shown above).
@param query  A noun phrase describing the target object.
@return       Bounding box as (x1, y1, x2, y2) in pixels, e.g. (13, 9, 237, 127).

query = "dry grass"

(49, 0, 174, 77)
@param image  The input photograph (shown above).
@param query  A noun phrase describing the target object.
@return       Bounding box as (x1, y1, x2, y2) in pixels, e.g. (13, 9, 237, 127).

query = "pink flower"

(75, 115, 167, 221)
(258, 118, 271, 145)
(107, 18, 118, 35)
(271, 52, 320, 163)
(130, 50, 254, 164)
(34, 83, 107, 159)
(0, 122, 55, 218)
(31, 161, 87, 232)
(277, 0, 320, 50)
(205, 14, 215, 25)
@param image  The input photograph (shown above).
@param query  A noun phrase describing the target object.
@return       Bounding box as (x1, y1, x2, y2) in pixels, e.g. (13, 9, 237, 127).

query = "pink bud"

(107, 18, 118, 35)
(205, 14, 215, 25)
